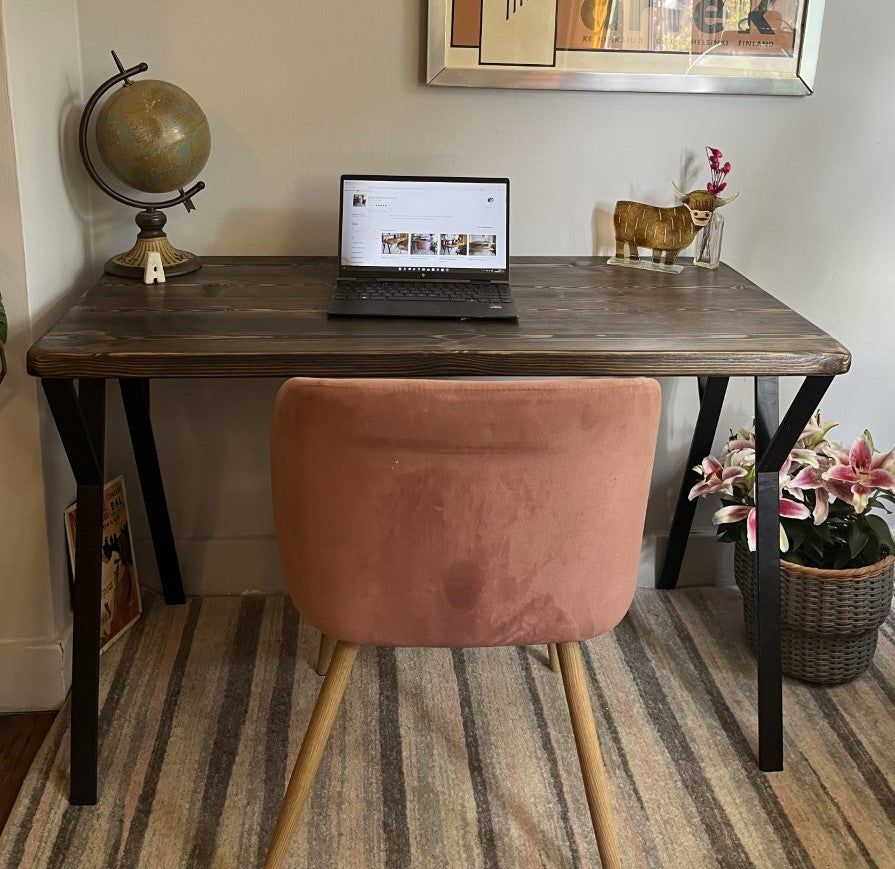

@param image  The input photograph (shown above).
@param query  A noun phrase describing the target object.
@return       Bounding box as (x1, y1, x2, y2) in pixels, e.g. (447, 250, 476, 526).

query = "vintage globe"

(95, 79, 210, 195)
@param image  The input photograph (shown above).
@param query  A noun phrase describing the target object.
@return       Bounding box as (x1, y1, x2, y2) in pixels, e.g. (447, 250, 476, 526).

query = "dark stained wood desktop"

(27, 257, 850, 380)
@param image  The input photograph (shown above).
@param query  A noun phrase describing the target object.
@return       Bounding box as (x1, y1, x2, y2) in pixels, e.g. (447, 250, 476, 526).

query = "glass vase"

(694, 211, 724, 269)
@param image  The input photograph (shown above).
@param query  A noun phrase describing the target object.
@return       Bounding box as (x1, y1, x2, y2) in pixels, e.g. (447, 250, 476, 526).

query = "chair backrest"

(271, 378, 660, 648)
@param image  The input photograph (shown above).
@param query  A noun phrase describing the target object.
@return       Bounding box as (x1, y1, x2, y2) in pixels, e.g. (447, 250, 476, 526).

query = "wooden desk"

(27, 256, 850, 805)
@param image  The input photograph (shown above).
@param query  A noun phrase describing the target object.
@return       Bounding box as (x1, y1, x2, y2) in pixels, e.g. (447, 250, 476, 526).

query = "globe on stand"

(80, 51, 211, 278)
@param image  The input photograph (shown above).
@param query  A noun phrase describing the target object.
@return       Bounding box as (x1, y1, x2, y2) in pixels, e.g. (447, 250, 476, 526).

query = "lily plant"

(689, 413, 895, 570)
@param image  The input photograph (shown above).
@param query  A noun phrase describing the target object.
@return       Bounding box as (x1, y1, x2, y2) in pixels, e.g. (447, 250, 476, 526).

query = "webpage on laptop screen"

(341, 179, 507, 271)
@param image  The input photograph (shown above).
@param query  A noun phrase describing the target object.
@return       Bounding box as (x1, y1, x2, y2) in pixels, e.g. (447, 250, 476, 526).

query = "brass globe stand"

(79, 52, 207, 278)
(104, 208, 199, 279)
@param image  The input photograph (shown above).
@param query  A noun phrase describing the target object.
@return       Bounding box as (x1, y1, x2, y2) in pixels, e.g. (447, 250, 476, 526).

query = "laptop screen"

(339, 176, 509, 277)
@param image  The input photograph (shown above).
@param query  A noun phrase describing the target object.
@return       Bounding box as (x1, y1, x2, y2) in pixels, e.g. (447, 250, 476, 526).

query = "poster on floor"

(65, 476, 142, 652)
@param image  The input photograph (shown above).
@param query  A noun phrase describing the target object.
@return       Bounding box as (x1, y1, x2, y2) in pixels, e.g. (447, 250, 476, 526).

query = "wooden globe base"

(104, 208, 202, 279)
(104, 236, 201, 278)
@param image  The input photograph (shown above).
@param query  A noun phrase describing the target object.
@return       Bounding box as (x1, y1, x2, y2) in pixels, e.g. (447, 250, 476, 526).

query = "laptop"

(328, 175, 517, 320)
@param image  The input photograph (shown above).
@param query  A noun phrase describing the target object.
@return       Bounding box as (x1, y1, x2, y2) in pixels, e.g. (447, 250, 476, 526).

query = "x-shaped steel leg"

(43, 376, 189, 804)
(120, 379, 186, 605)
(659, 374, 834, 770)
(42, 378, 105, 805)
(753, 375, 833, 768)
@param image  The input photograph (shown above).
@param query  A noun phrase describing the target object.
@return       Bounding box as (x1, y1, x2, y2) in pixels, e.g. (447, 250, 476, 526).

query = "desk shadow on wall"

(105, 378, 287, 597)
(645, 377, 720, 586)
(647, 377, 757, 586)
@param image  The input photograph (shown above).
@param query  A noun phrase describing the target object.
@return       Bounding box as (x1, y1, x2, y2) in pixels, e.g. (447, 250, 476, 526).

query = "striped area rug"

(1, 588, 893, 868)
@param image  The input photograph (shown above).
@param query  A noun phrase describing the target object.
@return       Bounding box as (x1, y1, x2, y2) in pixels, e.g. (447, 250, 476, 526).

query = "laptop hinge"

(337, 275, 508, 284)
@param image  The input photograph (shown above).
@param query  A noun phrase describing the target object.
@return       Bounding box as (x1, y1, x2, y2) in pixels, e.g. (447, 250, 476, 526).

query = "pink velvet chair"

(265, 377, 661, 868)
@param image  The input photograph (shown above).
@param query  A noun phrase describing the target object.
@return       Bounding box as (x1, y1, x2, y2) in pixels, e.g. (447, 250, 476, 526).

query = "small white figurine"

(143, 251, 166, 284)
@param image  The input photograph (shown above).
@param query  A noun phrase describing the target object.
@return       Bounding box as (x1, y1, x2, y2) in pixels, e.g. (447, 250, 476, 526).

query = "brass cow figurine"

(613, 183, 737, 268)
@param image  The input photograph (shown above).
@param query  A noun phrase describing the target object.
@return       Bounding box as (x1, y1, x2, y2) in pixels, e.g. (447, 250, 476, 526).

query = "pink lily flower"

(824, 476, 858, 506)
(712, 497, 810, 552)
(820, 439, 853, 465)
(787, 466, 830, 524)
(876, 447, 895, 474)
(688, 456, 747, 499)
(822, 436, 895, 514)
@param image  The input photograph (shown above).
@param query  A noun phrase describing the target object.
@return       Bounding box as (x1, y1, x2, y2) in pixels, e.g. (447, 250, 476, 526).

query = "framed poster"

(65, 476, 142, 652)
(428, 0, 825, 95)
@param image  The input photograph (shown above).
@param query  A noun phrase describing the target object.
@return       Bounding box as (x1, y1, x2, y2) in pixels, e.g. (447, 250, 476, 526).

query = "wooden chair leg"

(547, 644, 561, 674)
(264, 641, 359, 869)
(556, 642, 621, 869)
(316, 632, 337, 676)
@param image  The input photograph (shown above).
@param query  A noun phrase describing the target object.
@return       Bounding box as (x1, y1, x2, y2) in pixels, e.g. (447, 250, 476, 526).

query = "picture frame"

(427, 0, 825, 96)
(65, 476, 142, 652)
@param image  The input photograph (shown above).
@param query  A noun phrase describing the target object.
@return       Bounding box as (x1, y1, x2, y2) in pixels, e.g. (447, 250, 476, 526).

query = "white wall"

(68, 1, 894, 595)
(0, 0, 91, 711)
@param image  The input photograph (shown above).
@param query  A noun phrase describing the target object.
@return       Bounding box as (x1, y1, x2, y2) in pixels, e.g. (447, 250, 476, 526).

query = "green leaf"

(848, 522, 870, 560)
(834, 546, 851, 569)
(0, 294, 7, 345)
(717, 526, 742, 544)
(804, 537, 826, 562)
(863, 536, 881, 567)
(865, 514, 895, 554)
(864, 429, 875, 451)
(828, 499, 852, 517)
(784, 519, 806, 552)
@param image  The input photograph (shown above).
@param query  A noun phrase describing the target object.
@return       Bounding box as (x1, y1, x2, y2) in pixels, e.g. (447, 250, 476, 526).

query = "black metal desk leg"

(120, 379, 186, 605)
(753, 375, 833, 771)
(657, 377, 729, 589)
(754, 377, 781, 771)
(42, 378, 106, 805)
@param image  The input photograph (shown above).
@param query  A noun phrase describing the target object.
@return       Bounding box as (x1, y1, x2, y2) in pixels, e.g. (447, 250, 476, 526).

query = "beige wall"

(0, 16, 46, 638)
(0, 0, 91, 711)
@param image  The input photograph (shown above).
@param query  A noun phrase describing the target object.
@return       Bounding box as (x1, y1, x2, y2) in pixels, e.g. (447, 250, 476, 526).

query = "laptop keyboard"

(334, 280, 512, 304)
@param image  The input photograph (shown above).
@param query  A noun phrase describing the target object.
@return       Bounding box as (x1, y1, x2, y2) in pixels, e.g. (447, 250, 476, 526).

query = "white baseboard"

(0, 619, 72, 713)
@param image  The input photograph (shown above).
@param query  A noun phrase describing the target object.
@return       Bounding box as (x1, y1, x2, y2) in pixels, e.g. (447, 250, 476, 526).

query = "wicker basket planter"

(734, 542, 895, 684)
